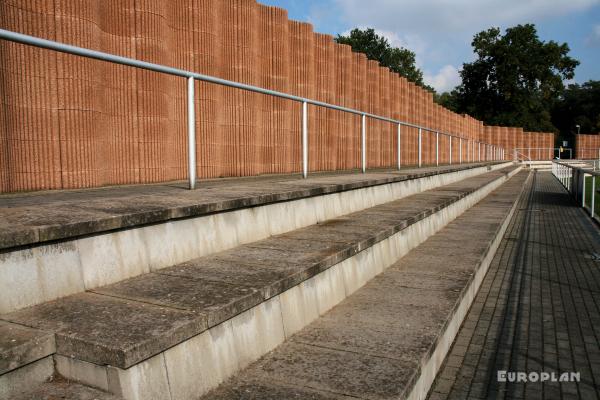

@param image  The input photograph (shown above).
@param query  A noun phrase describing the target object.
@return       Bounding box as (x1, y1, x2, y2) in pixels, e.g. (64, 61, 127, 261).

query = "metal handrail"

(0, 28, 504, 189)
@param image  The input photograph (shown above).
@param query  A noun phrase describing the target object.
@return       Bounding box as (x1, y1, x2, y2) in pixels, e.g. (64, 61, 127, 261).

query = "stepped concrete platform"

(0, 162, 510, 315)
(427, 171, 600, 400)
(201, 169, 530, 400)
(0, 165, 520, 400)
(0, 163, 505, 250)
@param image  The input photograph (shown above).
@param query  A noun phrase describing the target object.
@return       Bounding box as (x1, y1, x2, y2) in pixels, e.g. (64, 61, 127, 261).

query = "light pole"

(576, 124, 581, 135)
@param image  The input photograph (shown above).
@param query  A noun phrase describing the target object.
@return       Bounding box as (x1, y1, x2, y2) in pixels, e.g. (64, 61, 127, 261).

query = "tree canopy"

(552, 80, 600, 135)
(439, 24, 579, 133)
(335, 28, 433, 91)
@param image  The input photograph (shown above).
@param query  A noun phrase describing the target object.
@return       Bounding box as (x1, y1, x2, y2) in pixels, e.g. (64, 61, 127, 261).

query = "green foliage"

(335, 28, 434, 92)
(447, 24, 579, 132)
(552, 80, 600, 136)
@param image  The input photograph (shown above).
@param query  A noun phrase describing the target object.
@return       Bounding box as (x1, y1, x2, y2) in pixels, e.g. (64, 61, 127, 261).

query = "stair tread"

(0, 320, 55, 375)
(0, 166, 518, 370)
(203, 170, 529, 400)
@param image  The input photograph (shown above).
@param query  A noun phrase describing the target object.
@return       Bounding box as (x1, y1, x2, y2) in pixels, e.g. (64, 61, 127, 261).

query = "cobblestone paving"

(427, 171, 600, 400)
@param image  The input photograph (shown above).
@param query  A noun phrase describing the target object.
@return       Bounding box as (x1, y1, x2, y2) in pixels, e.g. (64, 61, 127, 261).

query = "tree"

(552, 80, 600, 135)
(449, 24, 579, 132)
(335, 28, 433, 92)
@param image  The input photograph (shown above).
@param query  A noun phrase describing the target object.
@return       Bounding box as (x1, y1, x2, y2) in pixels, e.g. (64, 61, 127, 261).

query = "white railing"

(514, 148, 571, 161)
(0, 28, 504, 189)
(552, 160, 599, 222)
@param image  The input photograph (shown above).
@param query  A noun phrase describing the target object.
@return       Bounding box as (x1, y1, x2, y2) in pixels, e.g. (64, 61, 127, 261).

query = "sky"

(258, 0, 600, 93)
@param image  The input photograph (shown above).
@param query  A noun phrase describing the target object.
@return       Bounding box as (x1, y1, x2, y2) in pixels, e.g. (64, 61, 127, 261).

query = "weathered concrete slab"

(0, 321, 55, 375)
(0, 163, 503, 250)
(4, 293, 204, 368)
(92, 273, 264, 327)
(242, 341, 418, 400)
(206, 375, 355, 400)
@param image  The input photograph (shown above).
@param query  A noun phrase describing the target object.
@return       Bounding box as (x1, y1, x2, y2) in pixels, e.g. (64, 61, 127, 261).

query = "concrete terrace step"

(1, 162, 512, 315)
(0, 163, 504, 250)
(0, 165, 520, 400)
(12, 377, 123, 400)
(202, 170, 531, 400)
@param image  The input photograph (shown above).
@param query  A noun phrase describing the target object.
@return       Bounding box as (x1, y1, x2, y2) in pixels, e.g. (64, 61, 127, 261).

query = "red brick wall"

(576, 134, 600, 159)
(0, 0, 559, 192)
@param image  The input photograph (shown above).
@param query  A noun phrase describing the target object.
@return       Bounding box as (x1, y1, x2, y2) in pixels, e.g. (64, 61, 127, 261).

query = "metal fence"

(0, 28, 505, 190)
(552, 160, 599, 222)
(514, 148, 572, 161)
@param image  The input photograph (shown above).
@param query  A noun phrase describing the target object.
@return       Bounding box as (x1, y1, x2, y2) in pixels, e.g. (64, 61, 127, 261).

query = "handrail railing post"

(302, 101, 308, 178)
(418, 128, 422, 167)
(449, 136, 452, 165)
(582, 173, 586, 208)
(361, 114, 366, 173)
(187, 76, 196, 190)
(397, 124, 401, 170)
(592, 176, 596, 219)
(436, 132, 439, 167)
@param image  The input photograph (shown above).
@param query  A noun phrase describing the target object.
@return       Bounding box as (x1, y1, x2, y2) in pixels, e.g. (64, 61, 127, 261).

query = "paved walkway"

(427, 171, 600, 400)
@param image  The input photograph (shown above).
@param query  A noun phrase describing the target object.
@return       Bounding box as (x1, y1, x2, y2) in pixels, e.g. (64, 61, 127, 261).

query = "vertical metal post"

(187, 76, 196, 190)
(449, 136, 453, 164)
(436, 132, 439, 166)
(418, 128, 422, 167)
(459, 138, 462, 164)
(397, 124, 401, 170)
(302, 101, 308, 179)
(592, 176, 596, 219)
(582, 174, 586, 208)
(361, 114, 366, 173)
(478, 142, 481, 162)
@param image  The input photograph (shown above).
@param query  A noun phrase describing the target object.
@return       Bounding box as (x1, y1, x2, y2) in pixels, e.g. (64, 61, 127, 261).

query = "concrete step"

(0, 162, 511, 314)
(0, 321, 55, 398)
(12, 377, 122, 400)
(0, 165, 521, 400)
(201, 170, 531, 400)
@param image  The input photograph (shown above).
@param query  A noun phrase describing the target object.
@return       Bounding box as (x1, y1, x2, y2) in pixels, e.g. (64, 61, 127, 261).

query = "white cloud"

(587, 24, 600, 47)
(334, 0, 599, 35)
(424, 65, 461, 92)
(331, 0, 599, 90)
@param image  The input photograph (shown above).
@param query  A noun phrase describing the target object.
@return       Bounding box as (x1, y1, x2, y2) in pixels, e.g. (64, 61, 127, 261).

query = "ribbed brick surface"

(0, 0, 559, 192)
(575, 134, 600, 159)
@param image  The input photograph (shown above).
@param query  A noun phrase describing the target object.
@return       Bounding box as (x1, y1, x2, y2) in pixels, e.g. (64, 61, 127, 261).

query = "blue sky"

(259, 0, 600, 93)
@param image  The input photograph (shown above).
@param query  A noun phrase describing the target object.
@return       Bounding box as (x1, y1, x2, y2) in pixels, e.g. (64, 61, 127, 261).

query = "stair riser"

(0, 163, 512, 314)
(56, 166, 521, 400)
(0, 357, 54, 400)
